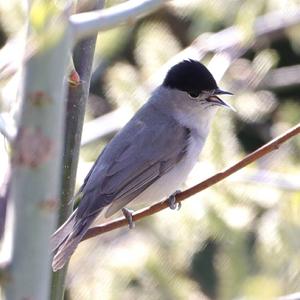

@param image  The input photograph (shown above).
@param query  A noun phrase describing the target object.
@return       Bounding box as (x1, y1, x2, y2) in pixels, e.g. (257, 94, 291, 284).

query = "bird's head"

(163, 59, 234, 111)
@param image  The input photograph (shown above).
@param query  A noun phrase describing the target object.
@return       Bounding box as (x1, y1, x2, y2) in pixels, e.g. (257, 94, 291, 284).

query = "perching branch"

(70, 0, 170, 40)
(82, 122, 300, 241)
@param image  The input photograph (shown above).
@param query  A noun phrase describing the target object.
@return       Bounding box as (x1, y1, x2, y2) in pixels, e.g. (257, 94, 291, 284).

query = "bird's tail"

(51, 209, 95, 272)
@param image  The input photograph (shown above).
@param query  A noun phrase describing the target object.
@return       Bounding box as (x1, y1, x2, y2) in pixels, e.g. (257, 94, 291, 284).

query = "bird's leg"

(122, 207, 135, 229)
(167, 190, 182, 210)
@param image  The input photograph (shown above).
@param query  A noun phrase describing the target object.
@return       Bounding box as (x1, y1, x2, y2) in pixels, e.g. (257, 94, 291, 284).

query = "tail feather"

(51, 209, 77, 252)
(51, 211, 96, 272)
(52, 226, 87, 272)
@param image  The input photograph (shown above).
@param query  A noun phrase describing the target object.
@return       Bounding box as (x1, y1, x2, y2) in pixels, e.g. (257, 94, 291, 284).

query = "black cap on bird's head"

(163, 59, 234, 109)
(163, 59, 217, 97)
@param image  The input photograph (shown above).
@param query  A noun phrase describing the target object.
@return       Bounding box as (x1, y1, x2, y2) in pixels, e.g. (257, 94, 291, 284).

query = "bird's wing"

(76, 104, 191, 219)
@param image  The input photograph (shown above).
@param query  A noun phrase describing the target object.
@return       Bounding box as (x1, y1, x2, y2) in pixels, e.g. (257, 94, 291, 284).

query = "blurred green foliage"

(1, 0, 300, 299)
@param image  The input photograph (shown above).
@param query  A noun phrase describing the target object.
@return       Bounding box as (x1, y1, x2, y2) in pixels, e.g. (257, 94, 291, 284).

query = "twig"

(70, 0, 171, 40)
(83, 122, 300, 241)
(70, 1, 300, 43)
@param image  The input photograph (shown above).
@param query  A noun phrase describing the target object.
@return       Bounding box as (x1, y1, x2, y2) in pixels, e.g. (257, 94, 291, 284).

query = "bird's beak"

(213, 88, 233, 96)
(208, 88, 235, 111)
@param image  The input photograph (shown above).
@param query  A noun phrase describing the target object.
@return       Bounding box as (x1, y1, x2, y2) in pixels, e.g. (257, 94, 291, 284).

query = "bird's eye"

(188, 92, 199, 98)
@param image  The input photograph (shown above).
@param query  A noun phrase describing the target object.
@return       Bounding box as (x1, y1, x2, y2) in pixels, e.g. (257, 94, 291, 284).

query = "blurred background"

(1, 0, 300, 299)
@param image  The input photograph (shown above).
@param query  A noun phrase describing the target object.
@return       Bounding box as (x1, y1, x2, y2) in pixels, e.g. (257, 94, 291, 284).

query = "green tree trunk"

(3, 1, 71, 299)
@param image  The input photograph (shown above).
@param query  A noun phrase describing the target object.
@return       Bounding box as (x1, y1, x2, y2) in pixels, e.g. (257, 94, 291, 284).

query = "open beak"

(208, 88, 235, 111)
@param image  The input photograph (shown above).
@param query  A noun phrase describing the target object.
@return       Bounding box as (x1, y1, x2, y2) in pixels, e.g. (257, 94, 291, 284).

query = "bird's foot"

(122, 207, 135, 229)
(167, 190, 182, 210)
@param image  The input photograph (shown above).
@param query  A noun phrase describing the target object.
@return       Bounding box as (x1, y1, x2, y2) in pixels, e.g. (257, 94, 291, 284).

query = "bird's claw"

(122, 207, 135, 229)
(168, 190, 182, 210)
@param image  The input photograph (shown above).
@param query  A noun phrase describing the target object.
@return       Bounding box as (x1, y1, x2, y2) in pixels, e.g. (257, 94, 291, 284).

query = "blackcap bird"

(51, 59, 233, 271)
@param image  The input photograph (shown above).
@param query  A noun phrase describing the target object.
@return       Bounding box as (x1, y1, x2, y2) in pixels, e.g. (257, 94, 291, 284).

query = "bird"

(51, 59, 233, 271)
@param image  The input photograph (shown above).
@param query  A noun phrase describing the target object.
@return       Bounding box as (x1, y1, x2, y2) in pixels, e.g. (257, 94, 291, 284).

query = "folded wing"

(76, 103, 191, 220)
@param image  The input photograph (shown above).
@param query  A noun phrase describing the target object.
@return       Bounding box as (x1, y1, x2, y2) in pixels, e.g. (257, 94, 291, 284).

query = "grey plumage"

(51, 60, 232, 271)
(77, 100, 191, 218)
(52, 93, 191, 271)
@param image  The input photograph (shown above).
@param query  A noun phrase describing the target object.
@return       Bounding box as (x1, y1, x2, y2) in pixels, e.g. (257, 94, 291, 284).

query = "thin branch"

(71, 1, 300, 43)
(70, 0, 170, 40)
(83, 122, 300, 241)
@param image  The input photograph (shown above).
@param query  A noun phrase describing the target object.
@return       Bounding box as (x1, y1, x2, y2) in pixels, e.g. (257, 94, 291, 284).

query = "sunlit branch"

(70, 0, 170, 40)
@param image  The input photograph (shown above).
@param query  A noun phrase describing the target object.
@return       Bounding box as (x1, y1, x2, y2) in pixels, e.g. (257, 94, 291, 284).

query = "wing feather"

(76, 103, 191, 219)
